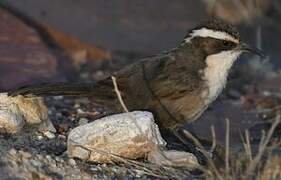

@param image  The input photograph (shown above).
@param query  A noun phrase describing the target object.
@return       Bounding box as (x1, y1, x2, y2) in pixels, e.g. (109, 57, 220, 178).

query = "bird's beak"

(237, 43, 266, 58)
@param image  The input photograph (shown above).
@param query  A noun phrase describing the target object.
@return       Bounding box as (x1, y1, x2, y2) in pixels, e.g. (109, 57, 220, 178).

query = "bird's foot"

(172, 127, 208, 166)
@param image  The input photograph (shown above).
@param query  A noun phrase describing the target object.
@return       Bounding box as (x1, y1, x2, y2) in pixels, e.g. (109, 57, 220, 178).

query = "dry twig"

(210, 125, 216, 152)
(111, 76, 129, 113)
(225, 119, 230, 179)
(183, 130, 224, 180)
(243, 111, 280, 180)
(70, 139, 193, 179)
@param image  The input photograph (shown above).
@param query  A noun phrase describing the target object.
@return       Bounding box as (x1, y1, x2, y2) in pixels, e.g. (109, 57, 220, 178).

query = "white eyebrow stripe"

(184, 28, 239, 44)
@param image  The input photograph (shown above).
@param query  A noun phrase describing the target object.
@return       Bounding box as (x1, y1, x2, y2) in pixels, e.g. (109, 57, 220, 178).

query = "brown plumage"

(9, 19, 263, 134)
(9, 47, 207, 131)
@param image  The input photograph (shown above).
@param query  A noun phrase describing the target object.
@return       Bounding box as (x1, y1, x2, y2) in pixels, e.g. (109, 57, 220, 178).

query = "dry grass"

(183, 111, 281, 180)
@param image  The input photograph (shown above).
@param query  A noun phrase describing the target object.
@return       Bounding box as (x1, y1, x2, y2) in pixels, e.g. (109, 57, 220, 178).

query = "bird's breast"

(201, 51, 241, 105)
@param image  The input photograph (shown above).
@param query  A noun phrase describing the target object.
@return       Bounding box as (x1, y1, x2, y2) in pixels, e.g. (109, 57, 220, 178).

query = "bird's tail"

(8, 82, 114, 98)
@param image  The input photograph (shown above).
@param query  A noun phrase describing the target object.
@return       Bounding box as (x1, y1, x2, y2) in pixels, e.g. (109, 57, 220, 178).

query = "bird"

(9, 19, 264, 143)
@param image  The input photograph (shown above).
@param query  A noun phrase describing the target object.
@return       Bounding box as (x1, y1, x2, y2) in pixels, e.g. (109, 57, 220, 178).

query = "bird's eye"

(223, 40, 232, 47)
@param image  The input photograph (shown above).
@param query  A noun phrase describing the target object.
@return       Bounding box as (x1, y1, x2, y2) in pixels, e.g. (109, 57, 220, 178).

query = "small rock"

(70, 117, 76, 121)
(74, 103, 80, 108)
(227, 89, 241, 99)
(45, 155, 52, 161)
(58, 134, 67, 141)
(68, 158, 76, 166)
(77, 109, 84, 114)
(55, 157, 62, 163)
(70, 146, 90, 160)
(13, 95, 47, 124)
(39, 117, 56, 133)
(68, 111, 166, 163)
(19, 150, 32, 159)
(43, 131, 56, 139)
(0, 93, 55, 134)
(30, 159, 42, 167)
(148, 149, 199, 170)
(53, 96, 64, 100)
(37, 135, 44, 140)
(78, 117, 88, 125)
(8, 148, 18, 157)
(58, 123, 70, 134)
(0, 102, 25, 133)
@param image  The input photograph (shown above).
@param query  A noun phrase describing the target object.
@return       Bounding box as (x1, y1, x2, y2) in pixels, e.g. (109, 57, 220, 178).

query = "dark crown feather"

(185, 19, 240, 41)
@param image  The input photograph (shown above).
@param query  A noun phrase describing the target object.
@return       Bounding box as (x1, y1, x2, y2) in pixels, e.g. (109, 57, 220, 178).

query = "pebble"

(68, 158, 76, 166)
(30, 159, 42, 167)
(53, 96, 64, 100)
(8, 148, 17, 157)
(263, 91, 271, 96)
(74, 103, 80, 108)
(58, 134, 67, 140)
(90, 167, 98, 172)
(77, 109, 85, 114)
(43, 131, 56, 139)
(48, 110, 53, 115)
(227, 89, 241, 99)
(56, 112, 62, 117)
(79, 117, 89, 125)
(55, 157, 61, 162)
(58, 123, 70, 133)
(36, 154, 44, 160)
(37, 135, 44, 140)
(20, 151, 32, 159)
(148, 149, 199, 169)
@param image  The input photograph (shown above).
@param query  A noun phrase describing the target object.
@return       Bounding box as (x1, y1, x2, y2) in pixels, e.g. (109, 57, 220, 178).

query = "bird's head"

(182, 19, 265, 60)
(178, 19, 266, 102)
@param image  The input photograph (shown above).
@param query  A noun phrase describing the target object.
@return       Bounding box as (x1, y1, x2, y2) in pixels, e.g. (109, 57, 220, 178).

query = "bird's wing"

(141, 53, 203, 100)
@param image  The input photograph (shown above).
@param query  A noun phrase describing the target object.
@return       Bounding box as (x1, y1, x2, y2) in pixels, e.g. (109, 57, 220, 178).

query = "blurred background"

(0, 0, 280, 90)
(0, 0, 280, 146)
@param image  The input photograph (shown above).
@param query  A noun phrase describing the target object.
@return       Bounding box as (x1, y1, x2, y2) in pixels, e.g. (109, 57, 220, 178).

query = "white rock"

(43, 131, 56, 139)
(68, 111, 166, 163)
(38, 117, 56, 133)
(0, 93, 55, 134)
(148, 149, 199, 169)
(12, 95, 47, 124)
(37, 135, 44, 140)
(0, 94, 25, 133)
(68, 158, 77, 166)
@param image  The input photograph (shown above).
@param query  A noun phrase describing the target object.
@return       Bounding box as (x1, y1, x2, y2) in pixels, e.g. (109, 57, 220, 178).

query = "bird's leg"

(172, 126, 207, 165)
(172, 126, 199, 151)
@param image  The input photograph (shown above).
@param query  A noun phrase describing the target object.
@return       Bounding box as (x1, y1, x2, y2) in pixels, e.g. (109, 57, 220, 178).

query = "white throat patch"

(185, 28, 239, 44)
(201, 50, 242, 104)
